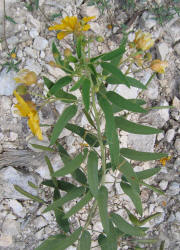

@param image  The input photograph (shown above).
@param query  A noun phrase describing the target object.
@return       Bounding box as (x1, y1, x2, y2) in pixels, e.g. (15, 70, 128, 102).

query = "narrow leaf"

(64, 191, 92, 219)
(111, 213, 145, 236)
(80, 230, 91, 250)
(42, 179, 77, 192)
(121, 182, 142, 215)
(35, 0, 39, 9)
(31, 144, 54, 152)
(50, 105, 77, 145)
(53, 152, 84, 177)
(82, 108, 96, 129)
(82, 78, 91, 111)
(72, 169, 87, 185)
(5, 15, 17, 24)
(65, 123, 99, 147)
(141, 181, 165, 195)
(160, 240, 165, 250)
(52, 42, 62, 64)
(45, 156, 58, 188)
(98, 94, 119, 169)
(107, 75, 146, 89)
(136, 167, 161, 180)
(28, 181, 38, 189)
(87, 151, 99, 197)
(120, 148, 168, 161)
(51, 88, 77, 103)
(106, 91, 147, 113)
(101, 42, 126, 61)
(49, 76, 72, 94)
(14, 185, 45, 203)
(70, 76, 86, 91)
(139, 212, 161, 226)
(115, 116, 162, 134)
(76, 36, 82, 58)
(43, 187, 85, 213)
(112, 99, 146, 113)
(97, 186, 109, 234)
(35, 234, 66, 250)
(43, 76, 54, 89)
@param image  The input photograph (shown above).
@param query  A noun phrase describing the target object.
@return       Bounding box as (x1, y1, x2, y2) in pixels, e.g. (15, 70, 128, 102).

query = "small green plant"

(13, 16, 170, 250)
(87, 0, 111, 14)
(24, 0, 39, 11)
(1, 48, 21, 72)
(120, 0, 136, 10)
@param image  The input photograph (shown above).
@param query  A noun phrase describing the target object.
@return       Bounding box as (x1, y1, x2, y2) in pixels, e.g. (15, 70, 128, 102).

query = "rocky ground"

(0, 0, 180, 249)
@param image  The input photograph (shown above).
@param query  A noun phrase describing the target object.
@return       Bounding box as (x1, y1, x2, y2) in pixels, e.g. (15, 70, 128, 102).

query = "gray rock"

(173, 96, 180, 110)
(33, 216, 48, 229)
(175, 211, 180, 223)
(24, 47, 37, 58)
(29, 28, 39, 38)
(8, 200, 26, 218)
(168, 212, 175, 222)
(174, 42, 180, 56)
(159, 180, 168, 190)
(108, 84, 138, 99)
(144, 80, 159, 100)
(140, 11, 157, 29)
(33, 37, 48, 51)
(174, 138, 180, 154)
(2, 218, 20, 236)
(174, 157, 180, 169)
(156, 42, 169, 61)
(140, 100, 169, 128)
(168, 182, 180, 195)
(0, 68, 17, 95)
(168, 18, 180, 43)
(157, 132, 164, 141)
(0, 166, 38, 200)
(7, 36, 19, 45)
(0, 234, 13, 247)
(165, 129, 175, 143)
(25, 59, 42, 74)
(80, 4, 100, 20)
(127, 133, 156, 152)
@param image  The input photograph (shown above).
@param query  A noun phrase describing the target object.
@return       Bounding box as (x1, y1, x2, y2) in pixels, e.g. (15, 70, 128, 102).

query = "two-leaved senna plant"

(14, 16, 170, 250)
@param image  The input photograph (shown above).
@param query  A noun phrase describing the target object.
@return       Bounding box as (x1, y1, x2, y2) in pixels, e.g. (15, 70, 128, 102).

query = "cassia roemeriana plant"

(14, 16, 170, 250)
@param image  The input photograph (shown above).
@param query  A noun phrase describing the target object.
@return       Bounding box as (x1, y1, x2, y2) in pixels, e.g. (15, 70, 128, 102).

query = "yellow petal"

(28, 112, 43, 140)
(82, 16, 96, 23)
(82, 24, 91, 31)
(13, 91, 32, 117)
(57, 31, 70, 40)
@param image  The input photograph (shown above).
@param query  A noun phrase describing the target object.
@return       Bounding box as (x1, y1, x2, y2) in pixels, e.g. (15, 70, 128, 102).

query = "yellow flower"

(160, 156, 171, 166)
(134, 30, 154, 51)
(150, 59, 168, 74)
(48, 16, 95, 40)
(11, 53, 17, 59)
(13, 91, 43, 140)
(14, 69, 37, 86)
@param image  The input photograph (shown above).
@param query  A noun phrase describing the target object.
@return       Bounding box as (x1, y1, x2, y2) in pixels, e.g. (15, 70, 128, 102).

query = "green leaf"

(97, 186, 109, 234)
(70, 76, 86, 91)
(101, 62, 129, 87)
(82, 108, 96, 129)
(50, 88, 77, 103)
(49, 76, 72, 95)
(52, 42, 62, 64)
(87, 151, 99, 198)
(42, 179, 77, 192)
(98, 94, 119, 169)
(76, 36, 82, 58)
(82, 78, 91, 111)
(72, 169, 87, 185)
(139, 212, 161, 226)
(124, 207, 142, 226)
(141, 181, 165, 195)
(43, 187, 85, 213)
(45, 156, 58, 188)
(118, 156, 140, 193)
(50, 105, 77, 145)
(106, 91, 147, 113)
(80, 230, 91, 250)
(5, 15, 17, 24)
(136, 167, 161, 180)
(120, 182, 142, 215)
(65, 123, 99, 147)
(53, 152, 84, 177)
(134, 239, 158, 244)
(101, 44, 126, 61)
(35, 0, 39, 9)
(43, 76, 54, 89)
(31, 144, 55, 152)
(28, 181, 38, 189)
(56, 142, 71, 164)
(160, 240, 165, 250)
(35, 234, 66, 250)
(36, 227, 82, 250)
(14, 185, 45, 203)
(111, 213, 145, 236)
(63, 191, 92, 219)
(115, 116, 162, 134)
(120, 148, 168, 161)
(112, 99, 146, 113)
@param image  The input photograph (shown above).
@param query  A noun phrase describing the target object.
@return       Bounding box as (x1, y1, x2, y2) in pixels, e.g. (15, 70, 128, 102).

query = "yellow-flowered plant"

(49, 16, 95, 40)
(160, 156, 171, 166)
(134, 30, 154, 51)
(14, 16, 171, 250)
(13, 91, 42, 140)
(14, 69, 37, 86)
(150, 59, 168, 74)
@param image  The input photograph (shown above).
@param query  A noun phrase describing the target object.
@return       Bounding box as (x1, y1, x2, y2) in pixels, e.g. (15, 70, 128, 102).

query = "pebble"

(165, 129, 175, 143)
(159, 180, 168, 190)
(33, 216, 48, 229)
(24, 47, 37, 58)
(144, 80, 159, 100)
(157, 132, 164, 141)
(174, 42, 180, 56)
(8, 200, 26, 218)
(27, 136, 49, 152)
(174, 138, 180, 154)
(29, 28, 39, 38)
(175, 211, 180, 223)
(140, 11, 157, 29)
(0, 68, 17, 96)
(168, 182, 180, 195)
(80, 4, 100, 20)
(173, 96, 180, 110)
(168, 18, 180, 43)
(174, 157, 180, 169)
(128, 133, 156, 152)
(0, 234, 13, 247)
(2, 218, 20, 236)
(156, 42, 169, 61)
(33, 36, 48, 51)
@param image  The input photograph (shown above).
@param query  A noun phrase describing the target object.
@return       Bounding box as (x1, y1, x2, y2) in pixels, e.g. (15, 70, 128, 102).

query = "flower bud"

(96, 36, 104, 43)
(64, 48, 72, 57)
(144, 52, 152, 61)
(150, 59, 168, 74)
(16, 85, 27, 95)
(134, 30, 154, 51)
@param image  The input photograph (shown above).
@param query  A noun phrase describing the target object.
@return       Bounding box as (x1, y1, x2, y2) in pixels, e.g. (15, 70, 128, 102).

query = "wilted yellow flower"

(150, 59, 168, 74)
(13, 91, 43, 140)
(160, 156, 171, 166)
(11, 53, 17, 59)
(48, 16, 95, 40)
(14, 69, 37, 86)
(134, 30, 154, 51)
(134, 54, 143, 67)
(64, 48, 72, 57)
